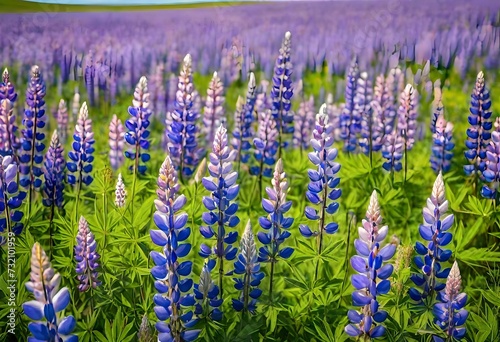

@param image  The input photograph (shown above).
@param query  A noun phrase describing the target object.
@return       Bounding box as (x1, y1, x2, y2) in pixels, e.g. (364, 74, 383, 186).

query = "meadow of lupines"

(1, 1, 500, 341)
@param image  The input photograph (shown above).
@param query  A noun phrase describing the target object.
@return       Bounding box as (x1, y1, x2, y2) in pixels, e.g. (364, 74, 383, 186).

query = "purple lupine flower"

(381, 129, 404, 172)
(166, 54, 203, 178)
(356, 72, 380, 157)
(75, 216, 101, 292)
(56, 99, 69, 144)
(150, 63, 165, 119)
(410, 173, 454, 302)
(19, 65, 46, 192)
(231, 220, 264, 314)
(43, 131, 65, 209)
(345, 191, 395, 339)
(251, 110, 279, 179)
(0, 68, 18, 103)
(115, 173, 126, 208)
(199, 124, 240, 296)
(432, 261, 468, 341)
(326, 93, 343, 141)
(0, 155, 25, 245)
(257, 158, 294, 300)
(203, 71, 225, 144)
(431, 113, 454, 174)
(481, 129, 500, 199)
(430, 85, 443, 134)
(232, 72, 256, 165)
(193, 259, 223, 321)
(299, 104, 342, 279)
(0, 99, 20, 158)
(23, 242, 77, 342)
(109, 114, 125, 170)
(84, 52, 95, 106)
(124, 76, 152, 175)
(293, 95, 315, 151)
(385, 67, 404, 124)
(255, 80, 272, 117)
(271, 31, 294, 157)
(150, 155, 200, 342)
(67, 102, 95, 187)
(340, 58, 360, 152)
(71, 87, 80, 127)
(464, 71, 492, 177)
(397, 84, 419, 151)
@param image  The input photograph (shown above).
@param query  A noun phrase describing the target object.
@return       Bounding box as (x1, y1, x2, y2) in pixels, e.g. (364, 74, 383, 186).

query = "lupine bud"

(56, 99, 69, 143)
(138, 315, 154, 342)
(42, 131, 65, 209)
(251, 110, 279, 178)
(109, 114, 125, 170)
(115, 173, 126, 208)
(0, 155, 25, 244)
(203, 71, 225, 144)
(23, 242, 77, 342)
(75, 216, 101, 292)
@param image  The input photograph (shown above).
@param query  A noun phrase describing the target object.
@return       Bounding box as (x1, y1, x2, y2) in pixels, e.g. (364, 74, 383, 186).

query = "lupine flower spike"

(56, 99, 69, 143)
(481, 126, 500, 199)
(193, 259, 223, 321)
(0, 68, 17, 103)
(432, 261, 468, 341)
(203, 71, 225, 144)
(382, 129, 404, 175)
(345, 190, 396, 339)
(0, 98, 20, 158)
(410, 172, 454, 302)
(397, 84, 418, 182)
(299, 104, 341, 281)
(0, 155, 25, 245)
(231, 220, 264, 314)
(115, 173, 126, 208)
(109, 114, 125, 170)
(199, 124, 240, 297)
(150, 156, 199, 342)
(257, 158, 294, 300)
(430, 113, 454, 174)
(75, 216, 101, 292)
(340, 58, 360, 152)
(23, 242, 77, 342)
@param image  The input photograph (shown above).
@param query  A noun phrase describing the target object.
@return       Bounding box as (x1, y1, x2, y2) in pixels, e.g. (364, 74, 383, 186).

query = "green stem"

(338, 211, 354, 310)
(49, 204, 55, 257)
(269, 260, 275, 302)
(130, 145, 139, 217)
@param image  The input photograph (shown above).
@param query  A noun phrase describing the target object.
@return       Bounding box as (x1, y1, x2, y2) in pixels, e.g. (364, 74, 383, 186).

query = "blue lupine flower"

(410, 173, 454, 302)
(43, 131, 65, 209)
(381, 130, 404, 172)
(67, 102, 95, 187)
(386, 67, 404, 127)
(84, 52, 95, 106)
(481, 129, 500, 199)
(396, 84, 418, 151)
(232, 72, 256, 165)
(0, 155, 25, 245)
(109, 114, 125, 170)
(340, 58, 360, 152)
(430, 113, 454, 174)
(0, 68, 17, 103)
(150, 156, 199, 342)
(356, 72, 382, 156)
(299, 105, 341, 278)
(293, 95, 315, 151)
(23, 242, 77, 342)
(75, 216, 101, 292)
(345, 191, 395, 339)
(250, 110, 279, 178)
(373, 73, 395, 138)
(124, 76, 152, 175)
(430, 86, 443, 134)
(231, 220, 264, 314)
(166, 54, 203, 178)
(257, 158, 294, 299)
(202, 71, 225, 144)
(19, 65, 46, 191)
(56, 99, 69, 144)
(0, 99, 20, 158)
(193, 259, 223, 321)
(464, 71, 492, 177)
(271, 31, 294, 156)
(432, 261, 468, 341)
(199, 124, 240, 296)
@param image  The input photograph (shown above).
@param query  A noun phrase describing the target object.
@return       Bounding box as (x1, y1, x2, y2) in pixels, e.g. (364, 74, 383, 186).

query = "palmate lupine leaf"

(23, 242, 77, 342)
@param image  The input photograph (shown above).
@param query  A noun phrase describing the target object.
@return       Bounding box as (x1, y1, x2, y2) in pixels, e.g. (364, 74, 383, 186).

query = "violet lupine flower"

(432, 261, 468, 341)
(56, 99, 69, 144)
(430, 113, 454, 174)
(42, 131, 65, 209)
(257, 159, 294, 299)
(340, 59, 360, 152)
(381, 130, 404, 172)
(430, 86, 443, 134)
(75, 216, 101, 292)
(0, 99, 20, 158)
(84, 52, 95, 106)
(481, 130, 500, 199)
(396, 84, 418, 151)
(67, 102, 95, 187)
(109, 114, 125, 170)
(231, 220, 264, 314)
(150, 155, 200, 342)
(299, 105, 341, 272)
(271, 31, 294, 156)
(193, 259, 223, 321)
(115, 173, 126, 208)
(0, 155, 25, 244)
(232, 72, 256, 164)
(19, 65, 46, 190)
(166, 54, 202, 178)
(356, 72, 381, 156)
(345, 190, 395, 339)
(293, 95, 315, 150)
(0, 68, 17, 103)
(199, 124, 240, 296)
(255, 80, 272, 117)
(71, 87, 80, 126)
(386, 67, 404, 123)
(203, 71, 225, 144)
(464, 71, 492, 178)
(23, 242, 77, 342)
(251, 110, 279, 178)
(409, 173, 454, 302)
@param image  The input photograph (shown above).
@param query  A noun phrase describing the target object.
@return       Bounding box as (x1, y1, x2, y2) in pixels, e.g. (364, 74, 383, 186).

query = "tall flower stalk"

(0, 99, 20, 159)
(431, 113, 454, 174)
(75, 216, 101, 293)
(340, 58, 360, 153)
(397, 84, 418, 182)
(150, 155, 200, 342)
(199, 124, 240, 297)
(109, 114, 125, 170)
(56, 99, 69, 144)
(481, 129, 500, 200)
(345, 190, 395, 339)
(203, 71, 225, 144)
(299, 104, 341, 282)
(257, 159, 294, 301)
(0, 155, 25, 245)
(23, 242, 77, 342)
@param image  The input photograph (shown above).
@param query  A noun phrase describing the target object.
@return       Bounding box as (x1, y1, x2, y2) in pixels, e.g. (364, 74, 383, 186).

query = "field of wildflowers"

(1, 1, 500, 341)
